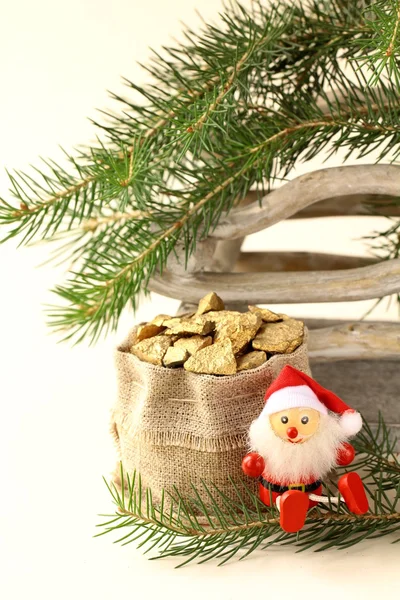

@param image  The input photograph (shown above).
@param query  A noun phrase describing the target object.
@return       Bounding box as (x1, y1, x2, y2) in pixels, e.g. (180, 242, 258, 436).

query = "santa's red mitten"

(242, 452, 265, 478)
(337, 442, 355, 466)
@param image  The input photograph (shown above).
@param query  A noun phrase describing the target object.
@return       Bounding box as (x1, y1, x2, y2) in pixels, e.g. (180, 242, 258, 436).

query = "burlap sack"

(111, 327, 311, 505)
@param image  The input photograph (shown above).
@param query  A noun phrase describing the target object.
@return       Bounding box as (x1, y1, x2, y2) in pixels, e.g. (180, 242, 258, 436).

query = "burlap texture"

(111, 327, 311, 504)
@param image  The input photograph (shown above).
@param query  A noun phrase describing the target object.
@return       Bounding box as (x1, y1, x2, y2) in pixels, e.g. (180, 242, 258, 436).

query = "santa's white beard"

(249, 412, 347, 484)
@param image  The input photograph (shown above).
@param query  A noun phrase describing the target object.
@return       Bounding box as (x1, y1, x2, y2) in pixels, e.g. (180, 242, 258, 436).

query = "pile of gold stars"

(130, 292, 304, 375)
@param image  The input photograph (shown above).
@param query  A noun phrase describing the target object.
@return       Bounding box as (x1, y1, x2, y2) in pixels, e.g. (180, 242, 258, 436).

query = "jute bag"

(111, 327, 311, 504)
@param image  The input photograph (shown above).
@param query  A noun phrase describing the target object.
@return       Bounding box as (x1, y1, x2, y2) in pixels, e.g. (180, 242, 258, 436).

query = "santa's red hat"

(263, 365, 362, 437)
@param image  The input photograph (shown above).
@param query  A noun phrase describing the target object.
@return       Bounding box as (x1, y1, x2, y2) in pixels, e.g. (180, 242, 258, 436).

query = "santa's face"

(249, 408, 347, 483)
(269, 407, 320, 444)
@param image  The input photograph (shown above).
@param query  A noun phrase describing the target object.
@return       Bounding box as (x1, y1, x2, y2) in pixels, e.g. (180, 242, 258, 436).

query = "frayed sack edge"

(110, 328, 310, 453)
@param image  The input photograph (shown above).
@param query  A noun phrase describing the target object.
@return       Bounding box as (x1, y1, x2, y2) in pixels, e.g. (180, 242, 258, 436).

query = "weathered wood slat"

(291, 194, 400, 218)
(149, 258, 400, 303)
(309, 322, 400, 361)
(211, 165, 400, 240)
(243, 191, 400, 218)
(234, 251, 377, 272)
(211, 239, 244, 272)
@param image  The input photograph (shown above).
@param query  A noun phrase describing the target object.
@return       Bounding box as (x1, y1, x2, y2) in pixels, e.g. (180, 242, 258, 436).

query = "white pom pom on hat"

(339, 409, 363, 437)
(263, 365, 362, 437)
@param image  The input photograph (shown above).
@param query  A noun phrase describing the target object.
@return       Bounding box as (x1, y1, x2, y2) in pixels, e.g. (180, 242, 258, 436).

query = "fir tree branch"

(53, 96, 399, 234)
(49, 77, 400, 341)
(386, 6, 400, 57)
(11, 174, 97, 218)
(82, 210, 152, 232)
(2, 1, 400, 341)
(188, 8, 290, 133)
(114, 504, 400, 535)
(97, 416, 400, 566)
(352, 0, 400, 86)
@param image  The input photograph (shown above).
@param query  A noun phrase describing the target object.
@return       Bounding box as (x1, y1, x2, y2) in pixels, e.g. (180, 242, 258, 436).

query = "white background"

(0, 1, 398, 598)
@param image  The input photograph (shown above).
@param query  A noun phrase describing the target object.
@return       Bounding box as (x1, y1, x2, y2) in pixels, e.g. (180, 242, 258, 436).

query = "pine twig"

(386, 7, 400, 57)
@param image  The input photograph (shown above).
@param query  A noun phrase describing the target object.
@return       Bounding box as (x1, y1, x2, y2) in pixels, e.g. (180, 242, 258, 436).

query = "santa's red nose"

(287, 427, 298, 439)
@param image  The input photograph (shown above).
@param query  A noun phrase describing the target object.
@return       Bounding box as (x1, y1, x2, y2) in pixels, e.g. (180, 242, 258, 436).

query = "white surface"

(0, 1, 399, 598)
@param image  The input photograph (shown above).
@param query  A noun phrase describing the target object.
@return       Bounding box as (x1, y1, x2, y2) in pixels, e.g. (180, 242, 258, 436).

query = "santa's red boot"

(338, 472, 369, 515)
(279, 490, 309, 533)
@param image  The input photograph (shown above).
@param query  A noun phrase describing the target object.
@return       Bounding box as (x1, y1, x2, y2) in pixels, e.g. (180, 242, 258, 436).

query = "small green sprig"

(353, 0, 400, 87)
(97, 416, 400, 566)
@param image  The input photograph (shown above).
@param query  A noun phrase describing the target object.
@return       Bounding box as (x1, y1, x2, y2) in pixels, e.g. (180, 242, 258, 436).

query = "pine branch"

(353, 0, 400, 86)
(49, 76, 400, 342)
(2, 0, 400, 342)
(97, 416, 399, 566)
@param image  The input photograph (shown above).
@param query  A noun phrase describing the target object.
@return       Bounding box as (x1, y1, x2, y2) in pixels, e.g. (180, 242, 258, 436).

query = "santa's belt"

(260, 478, 322, 494)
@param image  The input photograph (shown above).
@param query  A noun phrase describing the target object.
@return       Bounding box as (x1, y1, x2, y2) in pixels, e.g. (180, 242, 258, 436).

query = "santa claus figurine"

(242, 365, 369, 533)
